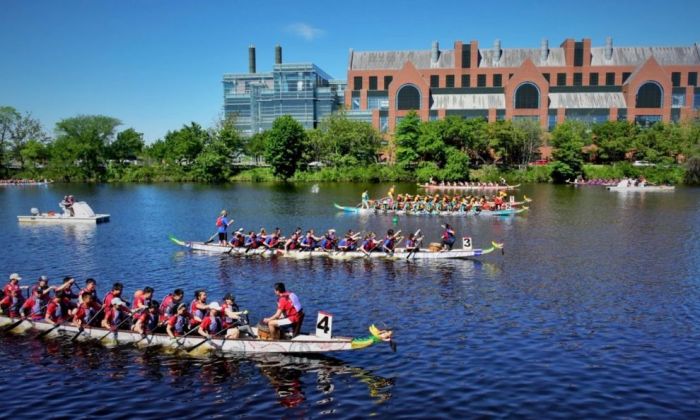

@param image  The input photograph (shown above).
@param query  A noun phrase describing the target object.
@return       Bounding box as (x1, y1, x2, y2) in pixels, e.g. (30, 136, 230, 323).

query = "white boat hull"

(0, 316, 367, 354)
(18, 213, 110, 224)
(606, 186, 675, 192)
(419, 183, 520, 191)
(170, 237, 502, 260)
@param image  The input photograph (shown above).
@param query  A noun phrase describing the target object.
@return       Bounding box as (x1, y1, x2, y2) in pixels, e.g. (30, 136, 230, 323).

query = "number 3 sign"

(462, 237, 472, 250)
(316, 311, 334, 339)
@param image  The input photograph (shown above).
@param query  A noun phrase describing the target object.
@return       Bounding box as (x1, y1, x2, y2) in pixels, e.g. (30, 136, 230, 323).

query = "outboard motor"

(30, 208, 39, 216)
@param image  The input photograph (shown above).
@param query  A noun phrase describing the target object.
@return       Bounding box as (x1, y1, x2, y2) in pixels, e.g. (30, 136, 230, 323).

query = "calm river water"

(0, 182, 699, 418)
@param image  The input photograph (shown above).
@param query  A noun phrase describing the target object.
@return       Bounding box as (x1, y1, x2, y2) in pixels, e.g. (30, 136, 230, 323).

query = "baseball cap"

(9, 273, 21, 281)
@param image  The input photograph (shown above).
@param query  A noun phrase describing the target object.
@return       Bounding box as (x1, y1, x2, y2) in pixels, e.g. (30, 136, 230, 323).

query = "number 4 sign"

(316, 311, 334, 339)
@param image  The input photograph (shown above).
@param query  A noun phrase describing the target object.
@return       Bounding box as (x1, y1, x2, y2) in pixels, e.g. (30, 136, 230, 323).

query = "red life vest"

(216, 216, 224, 227)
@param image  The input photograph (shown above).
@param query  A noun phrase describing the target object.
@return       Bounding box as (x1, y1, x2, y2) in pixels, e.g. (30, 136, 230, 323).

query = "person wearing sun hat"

(4, 273, 22, 297)
(216, 210, 233, 246)
(101, 297, 131, 330)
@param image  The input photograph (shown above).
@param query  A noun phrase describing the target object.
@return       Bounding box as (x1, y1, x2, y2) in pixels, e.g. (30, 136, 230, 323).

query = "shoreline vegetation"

(1, 106, 699, 185)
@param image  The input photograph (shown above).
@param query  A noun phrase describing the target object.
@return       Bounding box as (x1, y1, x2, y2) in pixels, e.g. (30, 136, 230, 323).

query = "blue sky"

(1, 0, 699, 143)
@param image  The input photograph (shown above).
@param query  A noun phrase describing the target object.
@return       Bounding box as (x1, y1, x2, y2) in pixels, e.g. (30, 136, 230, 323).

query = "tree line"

(1, 105, 699, 184)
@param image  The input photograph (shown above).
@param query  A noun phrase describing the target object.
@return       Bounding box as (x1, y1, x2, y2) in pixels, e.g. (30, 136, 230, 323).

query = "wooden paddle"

(71, 305, 105, 341)
(2, 317, 27, 333)
(186, 325, 228, 352)
(36, 320, 66, 338)
(97, 311, 135, 341)
(406, 229, 423, 260)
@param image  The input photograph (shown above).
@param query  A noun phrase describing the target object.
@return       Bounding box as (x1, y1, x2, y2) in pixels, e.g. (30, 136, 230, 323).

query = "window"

(622, 72, 631, 83)
(606, 72, 615, 86)
(461, 75, 470, 87)
(397, 85, 421, 110)
(446, 75, 454, 88)
(672, 92, 686, 108)
(695, 92, 700, 110)
(574, 41, 584, 67)
(351, 95, 361, 110)
(369, 76, 377, 90)
(379, 114, 388, 133)
(543, 73, 550, 83)
(573, 73, 582, 86)
(384, 75, 393, 90)
(477, 74, 486, 87)
(671, 72, 681, 87)
(589, 73, 599, 86)
(493, 74, 502, 87)
(557, 73, 566, 86)
(353, 76, 363, 90)
(548, 111, 557, 131)
(636, 82, 663, 108)
(430, 75, 439, 88)
(689, 72, 698, 87)
(368, 95, 389, 110)
(635, 115, 662, 127)
(515, 83, 539, 109)
(461, 44, 471, 68)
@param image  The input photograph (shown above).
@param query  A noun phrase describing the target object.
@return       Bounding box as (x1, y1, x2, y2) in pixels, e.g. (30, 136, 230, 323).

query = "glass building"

(223, 46, 345, 136)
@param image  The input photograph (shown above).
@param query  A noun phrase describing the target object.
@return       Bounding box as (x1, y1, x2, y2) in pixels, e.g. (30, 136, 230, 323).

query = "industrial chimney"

(275, 44, 282, 65)
(605, 37, 613, 60)
(248, 44, 256, 73)
(540, 38, 549, 61)
(431, 41, 440, 65)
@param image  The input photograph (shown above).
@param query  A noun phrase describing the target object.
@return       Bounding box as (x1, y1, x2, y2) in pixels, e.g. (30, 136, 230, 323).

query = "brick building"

(345, 38, 700, 133)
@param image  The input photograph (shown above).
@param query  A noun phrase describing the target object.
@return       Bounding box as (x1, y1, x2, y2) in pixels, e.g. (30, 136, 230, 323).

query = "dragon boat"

(170, 235, 503, 260)
(419, 183, 520, 191)
(0, 315, 392, 355)
(334, 203, 528, 217)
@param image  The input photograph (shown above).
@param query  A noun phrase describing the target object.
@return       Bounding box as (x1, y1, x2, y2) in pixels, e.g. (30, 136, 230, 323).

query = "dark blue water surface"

(1, 182, 699, 418)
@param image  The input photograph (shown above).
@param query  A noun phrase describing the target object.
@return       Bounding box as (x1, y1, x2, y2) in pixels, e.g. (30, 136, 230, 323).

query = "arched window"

(514, 83, 539, 109)
(396, 85, 421, 110)
(636, 82, 663, 108)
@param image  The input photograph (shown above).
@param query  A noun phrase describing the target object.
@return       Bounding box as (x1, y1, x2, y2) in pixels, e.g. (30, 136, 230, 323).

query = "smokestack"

(494, 39, 502, 63)
(248, 44, 256, 73)
(431, 41, 440, 64)
(540, 38, 549, 61)
(605, 37, 613, 60)
(275, 44, 282, 65)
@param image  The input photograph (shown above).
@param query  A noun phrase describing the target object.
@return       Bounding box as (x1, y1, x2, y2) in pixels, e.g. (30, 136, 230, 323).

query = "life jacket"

(107, 308, 125, 327)
(27, 297, 44, 320)
(383, 236, 395, 249)
(79, 288, 98, 302)
(78, 303, 98, 325)
(216, 216, 224, 227)
(406, 238, 416, 248)
(171, 314, 188, 335)
(6, 295, 24, 316)
(221, 303, 240, 327)
(205, 315, 221, 333)
(160, 295, 177, 318)
(442, 229, 455, 242)
(189, 300, 206, 324)
(48, 301, 63, 322)
(142, 312, 159, 332)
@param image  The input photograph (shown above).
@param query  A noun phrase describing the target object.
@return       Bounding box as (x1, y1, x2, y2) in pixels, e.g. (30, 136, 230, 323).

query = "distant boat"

(311, 184, 320, 193)
(17, 202, 110, 224)
(419, 183, 520, 191)
(606, 180, 675, 192)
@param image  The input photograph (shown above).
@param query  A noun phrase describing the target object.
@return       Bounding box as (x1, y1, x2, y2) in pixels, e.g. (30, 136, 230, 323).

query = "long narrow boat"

(334, 203, 528, 217)
(419, 183, 520, 191)
(606, 185, 675, 192)
(0, 316, 391, 354)
(170, 235, 504, 260)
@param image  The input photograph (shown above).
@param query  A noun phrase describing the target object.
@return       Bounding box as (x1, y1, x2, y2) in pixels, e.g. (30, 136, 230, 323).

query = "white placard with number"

(462, 236, 472, 251)
(509, 195, 515, 203)
(316, 311, 333, 339)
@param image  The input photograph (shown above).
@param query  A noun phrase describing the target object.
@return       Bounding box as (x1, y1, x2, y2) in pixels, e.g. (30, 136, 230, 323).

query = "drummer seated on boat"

(21, 288, 46, 320)
(72, 293, 101, 328)
(160, 288, 184, 322)
(101, 298, 131, 330)
(133, 301, 161, 335)
(198, 302, 224, 339)
(0, 287, 25, 318)
(263, 283, 301, 340)
(167, 303, 191, 338)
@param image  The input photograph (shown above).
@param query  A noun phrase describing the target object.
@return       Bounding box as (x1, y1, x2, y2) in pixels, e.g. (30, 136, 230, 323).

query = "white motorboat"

(18, 201, 110, 224)
(606, 180, 675, 192)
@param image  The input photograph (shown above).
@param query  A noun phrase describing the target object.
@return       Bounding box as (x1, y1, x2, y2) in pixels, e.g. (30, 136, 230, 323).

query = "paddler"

(21, 287, 46, 320)
(405, 231, 423, 254)
(216, 210, 234, 246)
(133, 301, 161, 335)
(441, 223, 456, 251)
(72, 292, 101, 327)
(103, 282, 124, 307)
(360, 232, 378, 256)
(197, 302, 223, 339)
(4, 273, 22, 297)
(0, 287, 25, 317)
(101, 297, 131, 330)
(78, 278, 99, 302)
(230, 228, 245, 247)
(382, 229, 401, 256)
(132, 286, 154, 314)
(321, 229, 337, 250)
(262, 283, 300, 340)
(167, 303, 191, 338)
(159, 288, 184, 322)
(284, 227, 302, 252)
(221, 293, 255, 338)
(361, 190, 369, 209)
(264, 227, 282, 249)
(45, 291, 67, 325)
(189, 289, 208, 328)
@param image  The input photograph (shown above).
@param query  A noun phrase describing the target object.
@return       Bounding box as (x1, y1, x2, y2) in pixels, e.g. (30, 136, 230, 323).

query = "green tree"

(245, 131, 268, 164)
(488, 120, 525, 166)
(592, 121, 637, 163)
(461, 118, 490, 164)
(512, 119, 543, 165)
(50, 115, 121, 180)
(264, 115, 307, 180)
(107, 128, 144, 162)
(315, 111, 381, 166)
(211, 115, 244, 158)
(20, 139, 50, 170)
(394, 111, 421, 167)
(550, 120, 589, 183)
(440, 146, 470, 180)
(417, 121, 446, 165)
(161, 122, 208, 166)
(0, 106, 48, 174)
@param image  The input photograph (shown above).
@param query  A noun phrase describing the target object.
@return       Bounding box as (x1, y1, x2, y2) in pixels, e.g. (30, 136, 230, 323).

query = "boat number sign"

(462, 237, 472, 251)
(316, 311, 333, 339)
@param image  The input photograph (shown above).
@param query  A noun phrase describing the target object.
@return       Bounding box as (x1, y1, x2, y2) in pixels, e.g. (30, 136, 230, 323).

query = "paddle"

(171, 324, 203, 348)
(186, 325, 228, 352)
(204, 232, 218, 244)
(36, 321, 66, 338)
(71, 305, 105, 342)
(2, 317, 27, 333)
(97, 311, 135, 341)
(406, 229, 423, 260)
